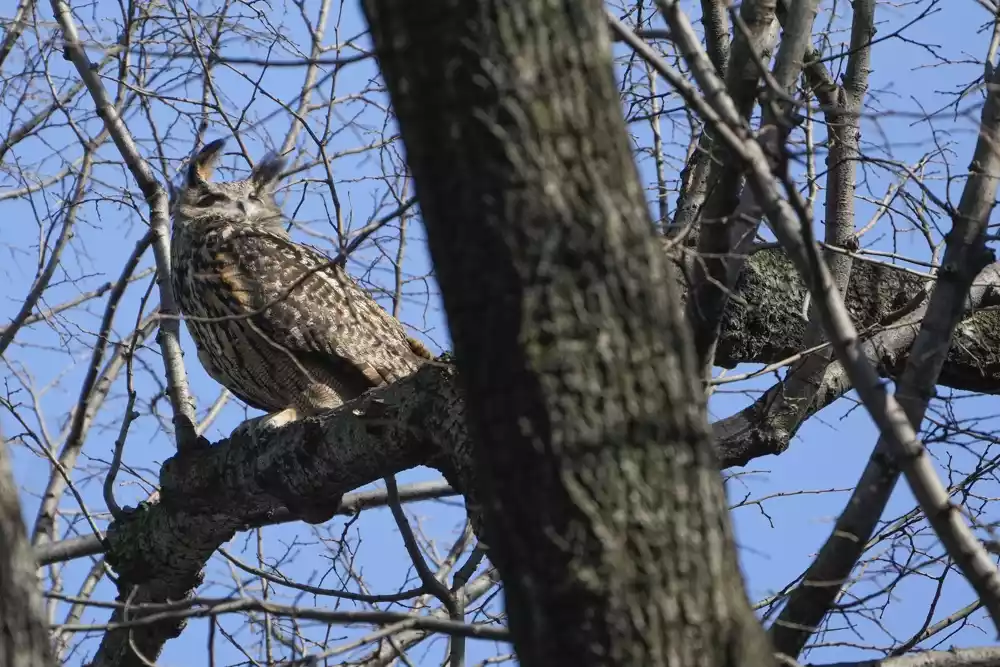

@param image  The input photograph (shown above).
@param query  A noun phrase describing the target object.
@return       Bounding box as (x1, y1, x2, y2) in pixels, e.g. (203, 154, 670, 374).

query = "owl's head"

(172, 139, 288, 232)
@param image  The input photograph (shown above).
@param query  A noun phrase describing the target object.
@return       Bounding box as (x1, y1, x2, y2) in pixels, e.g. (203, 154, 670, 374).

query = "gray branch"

(50, 0, 201, 452)
(710, 251, 1000, 467)
(810, 647, 1000, 667)
(88, 364, 472, 667)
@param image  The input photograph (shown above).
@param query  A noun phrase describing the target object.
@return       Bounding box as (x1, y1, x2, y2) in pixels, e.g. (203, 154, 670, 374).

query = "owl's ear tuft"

(250, 152, 287, 191)
(187, 139, 227, 186)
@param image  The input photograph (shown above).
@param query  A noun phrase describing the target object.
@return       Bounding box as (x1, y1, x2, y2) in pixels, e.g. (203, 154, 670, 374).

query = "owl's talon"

(230, 410, 295, 448)
(230, 415, 264, 446)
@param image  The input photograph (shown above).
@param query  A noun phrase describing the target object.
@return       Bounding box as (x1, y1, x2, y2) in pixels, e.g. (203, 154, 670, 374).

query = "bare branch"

(34, 479, 458, 566)
(88, 363, 472, 666)
(30, 233, 152, 548)
(659, 0, 1000, 638)
(49, 0, 201, 451)
(809, 647, 1000, 667)
(53, 595, 508, 642)
(0, 151, 92, 357)
(0, 0, 33, 70)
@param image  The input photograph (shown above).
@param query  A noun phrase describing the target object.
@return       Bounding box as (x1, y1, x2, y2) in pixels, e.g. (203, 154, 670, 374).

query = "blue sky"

(2, 0, 998, 664)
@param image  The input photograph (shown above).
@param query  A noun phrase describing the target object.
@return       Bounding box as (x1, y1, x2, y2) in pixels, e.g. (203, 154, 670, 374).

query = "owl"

(170, 139, 433, 445)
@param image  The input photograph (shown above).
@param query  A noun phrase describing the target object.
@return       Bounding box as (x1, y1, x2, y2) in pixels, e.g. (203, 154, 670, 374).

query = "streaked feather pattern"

(170, 141, 429, 419)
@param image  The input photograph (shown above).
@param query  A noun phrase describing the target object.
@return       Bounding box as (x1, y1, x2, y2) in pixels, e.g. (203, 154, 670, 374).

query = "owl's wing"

(214, 229, 424, 389)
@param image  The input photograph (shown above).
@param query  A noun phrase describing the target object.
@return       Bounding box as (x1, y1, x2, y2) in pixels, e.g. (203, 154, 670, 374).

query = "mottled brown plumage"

(170, 139, 431, 435)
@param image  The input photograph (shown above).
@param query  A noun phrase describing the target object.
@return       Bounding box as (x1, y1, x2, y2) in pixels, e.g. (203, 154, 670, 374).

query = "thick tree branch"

(364, 1, 774, 665)
(699, 0, 730, 76)
(711, 249, 1000, 393)
(0, 435, 53, 667)
(712, 262, 1000, 467)
(670, 0, 778, 247)
(89, 364, 472, 667)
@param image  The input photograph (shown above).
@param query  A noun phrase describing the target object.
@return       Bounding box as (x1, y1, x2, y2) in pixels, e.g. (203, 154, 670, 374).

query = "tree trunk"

(362, 2, 774, 665)
(0, 436, 54, 667)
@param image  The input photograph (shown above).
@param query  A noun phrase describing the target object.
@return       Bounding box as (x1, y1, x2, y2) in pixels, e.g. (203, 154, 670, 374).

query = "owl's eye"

(198, 192, 228, 206)
(249, 193, 263, 202)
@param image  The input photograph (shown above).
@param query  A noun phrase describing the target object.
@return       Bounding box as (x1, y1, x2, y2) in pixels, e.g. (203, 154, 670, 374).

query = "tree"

(3, 0, 1000, 666)
(0, 432, 53, 667)
(363, 2, 773, 664)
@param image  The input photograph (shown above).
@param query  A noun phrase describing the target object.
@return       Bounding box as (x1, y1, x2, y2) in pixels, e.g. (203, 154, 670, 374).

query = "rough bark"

(710, 249, 1000, 392)
(709, 255, 1000, 468)
(699, 0, 731, 76)
(710, 257, 997, 467)
(0, 436, 54, 667)
(89, 364, 474, 667)
(363, 1, 773, 666)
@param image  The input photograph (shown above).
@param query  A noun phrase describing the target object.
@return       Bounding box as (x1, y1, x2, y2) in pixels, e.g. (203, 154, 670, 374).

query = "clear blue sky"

(1, 0, 997, 664)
